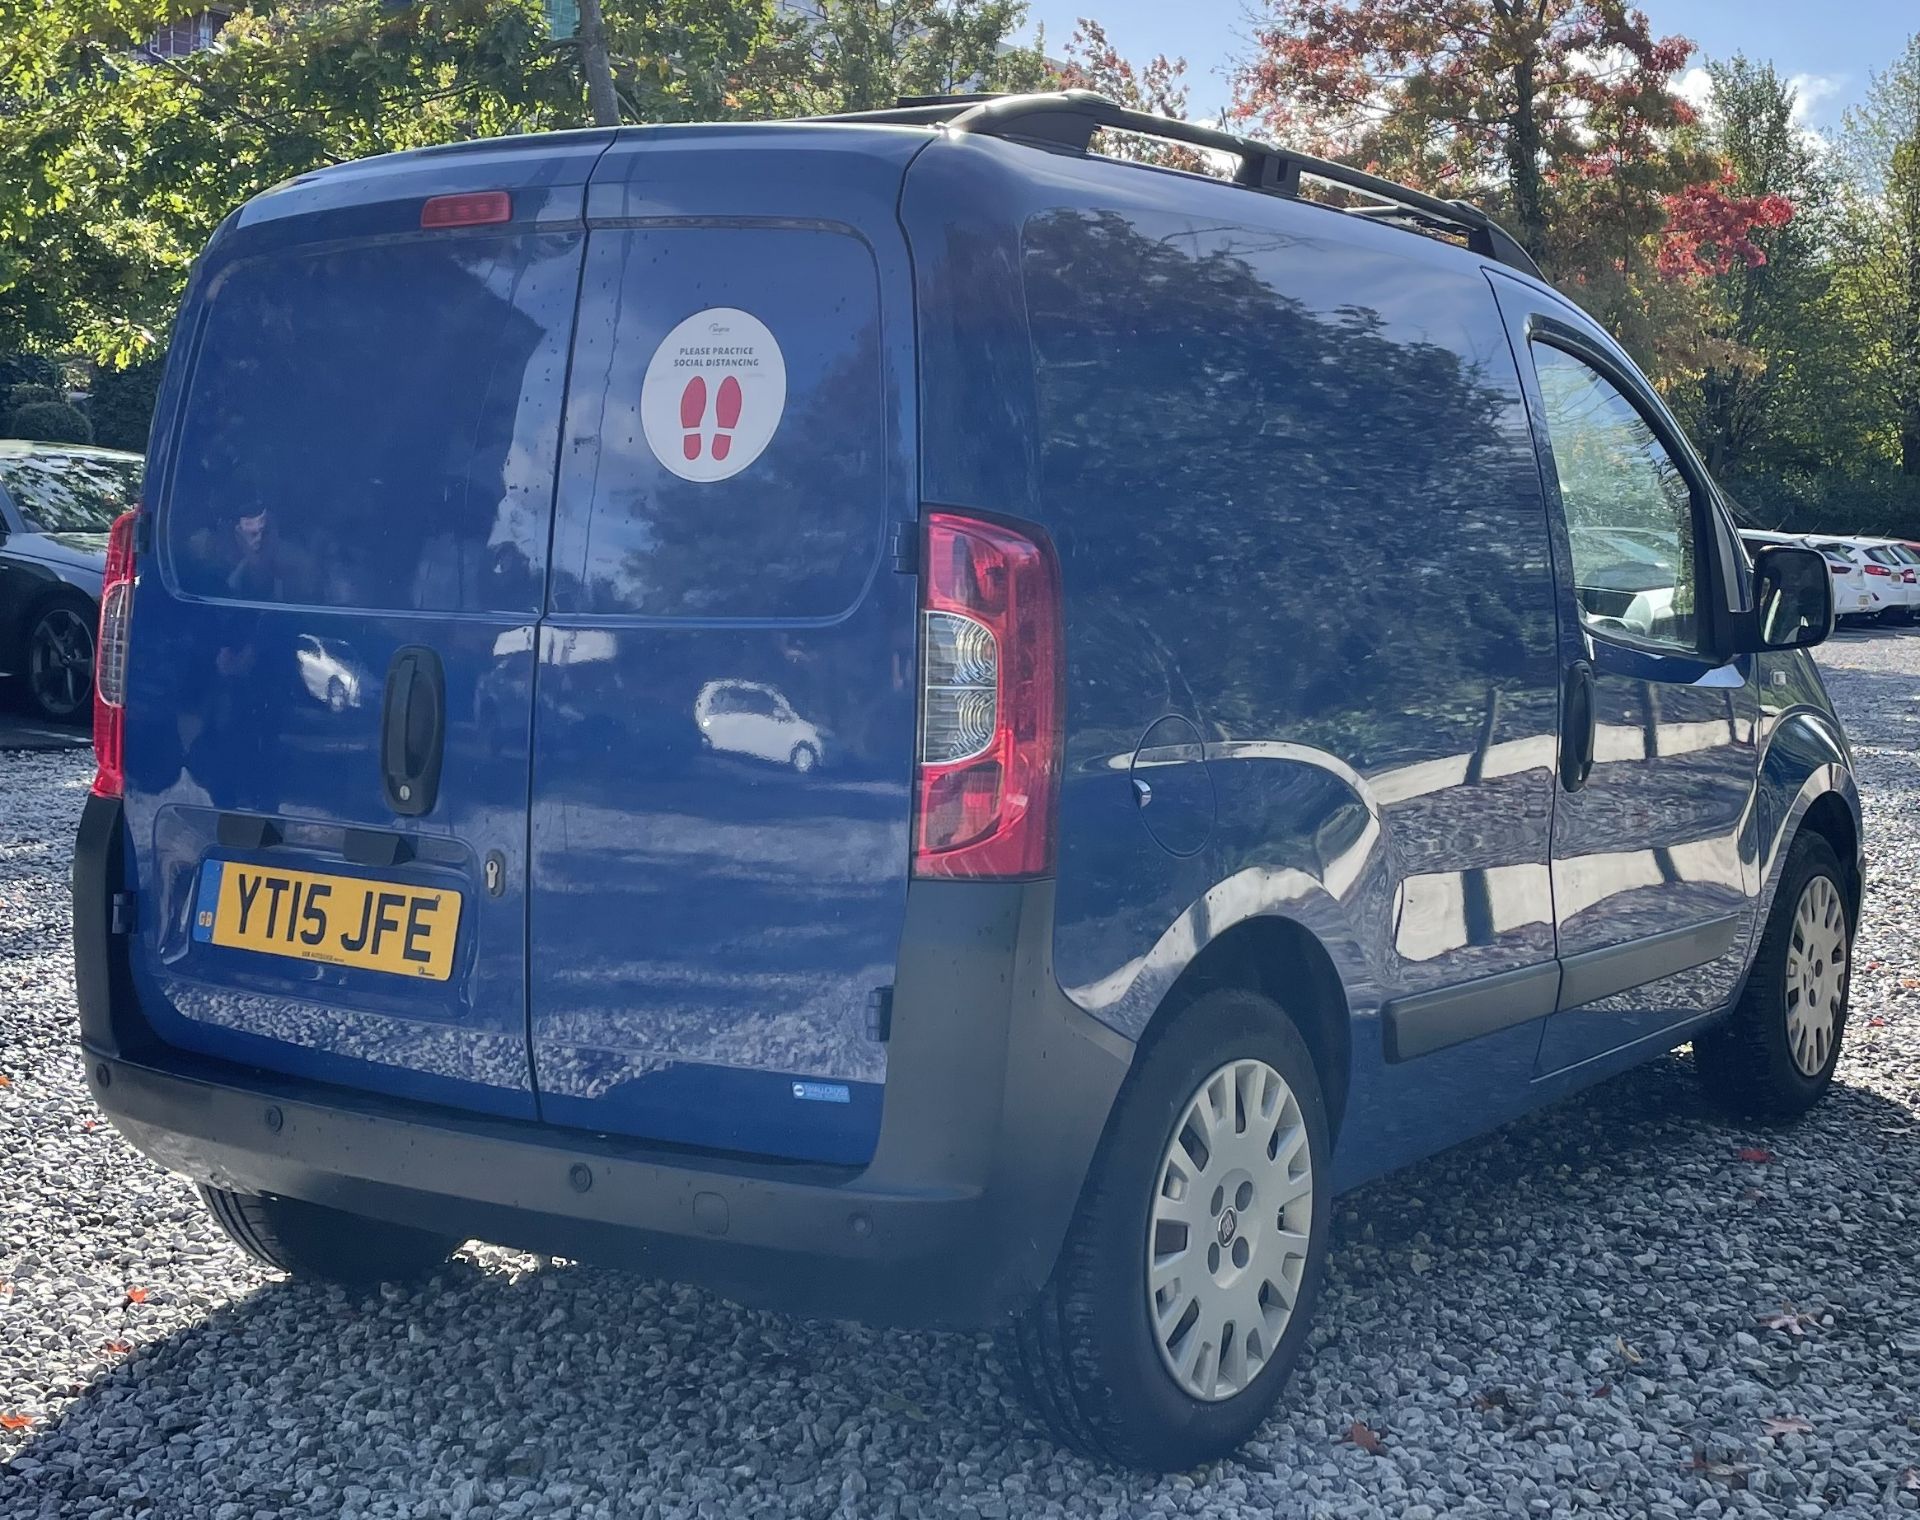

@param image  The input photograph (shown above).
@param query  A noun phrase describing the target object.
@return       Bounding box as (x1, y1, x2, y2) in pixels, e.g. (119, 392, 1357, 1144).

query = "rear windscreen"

(0, 452, 142, 533)
(163, 233, 582, 612)
(548, 225, 888, 620)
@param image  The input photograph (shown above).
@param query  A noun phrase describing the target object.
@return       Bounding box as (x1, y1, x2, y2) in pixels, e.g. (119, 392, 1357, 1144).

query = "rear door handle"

(1560, 659, 1596, 793)
(381, 646, 445, 816)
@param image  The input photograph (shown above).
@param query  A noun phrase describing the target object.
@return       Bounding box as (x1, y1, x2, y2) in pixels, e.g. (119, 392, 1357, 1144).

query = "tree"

(1053, 17, 1204, 171)
(1664, 59, 1839, 477)
(761, 0, 1049, 115)
(9, 399, 94, 443)
(0, 0, 777, 365)
(1229, 0, 1700, 260)
(1840, 35, 1920, 475)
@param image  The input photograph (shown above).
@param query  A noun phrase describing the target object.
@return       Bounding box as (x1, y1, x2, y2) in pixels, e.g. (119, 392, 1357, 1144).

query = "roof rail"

(815, 89, 1542, 280)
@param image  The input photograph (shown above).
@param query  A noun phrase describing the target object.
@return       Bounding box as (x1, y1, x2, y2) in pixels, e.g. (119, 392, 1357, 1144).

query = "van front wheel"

(1694, 830, 1851, 1119)
(1002, 987, 1330, 1469)
(198, 1186, 461, 1287)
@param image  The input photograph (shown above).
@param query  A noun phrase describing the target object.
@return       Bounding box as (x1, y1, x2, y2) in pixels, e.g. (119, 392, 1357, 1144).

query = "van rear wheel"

(1002, 987, 1330, 1469)
(198, 1186, 460, 1286)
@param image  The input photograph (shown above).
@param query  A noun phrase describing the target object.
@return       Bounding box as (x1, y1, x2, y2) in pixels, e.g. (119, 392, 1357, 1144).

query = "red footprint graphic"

(679, 375, 707, 461)
(712, 375, 743, 462)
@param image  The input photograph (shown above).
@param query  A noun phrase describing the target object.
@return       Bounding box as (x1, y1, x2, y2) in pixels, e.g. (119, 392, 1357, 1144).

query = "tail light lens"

(92, 510, 138, 798)
(1865, 563, 1891, 576)
(1828, 563, 1847, 575)
(913, 511, 1062, 880)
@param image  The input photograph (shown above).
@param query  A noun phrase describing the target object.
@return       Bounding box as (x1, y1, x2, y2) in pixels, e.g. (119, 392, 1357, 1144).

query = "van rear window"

(548, 225, 887, 620)
(164, 233, 582, 612)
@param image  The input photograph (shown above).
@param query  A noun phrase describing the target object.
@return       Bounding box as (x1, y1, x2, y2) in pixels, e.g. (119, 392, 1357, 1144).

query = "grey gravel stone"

(4, 630, 1920, 1516)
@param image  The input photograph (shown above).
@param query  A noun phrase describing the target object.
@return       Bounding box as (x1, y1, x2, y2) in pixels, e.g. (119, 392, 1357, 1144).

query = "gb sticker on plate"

(641, 307, 786, 483)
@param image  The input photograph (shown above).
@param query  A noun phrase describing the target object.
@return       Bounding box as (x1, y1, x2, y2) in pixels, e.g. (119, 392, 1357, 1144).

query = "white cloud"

(1785, 72, 1847, 129)
(1676, 66, 1714, 118)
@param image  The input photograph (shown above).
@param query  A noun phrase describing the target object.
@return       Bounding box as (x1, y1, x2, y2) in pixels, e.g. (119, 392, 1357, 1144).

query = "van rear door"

(120, 138, 606, 1118)
(524, 128, 924, 1165)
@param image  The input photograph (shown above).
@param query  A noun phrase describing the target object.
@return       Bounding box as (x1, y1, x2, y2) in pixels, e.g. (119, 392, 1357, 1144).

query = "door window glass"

(1532, 344, 1699, 651)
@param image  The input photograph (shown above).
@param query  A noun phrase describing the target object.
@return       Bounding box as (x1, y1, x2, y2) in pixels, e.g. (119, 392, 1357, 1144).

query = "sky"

(1018, 0, 1918, 130)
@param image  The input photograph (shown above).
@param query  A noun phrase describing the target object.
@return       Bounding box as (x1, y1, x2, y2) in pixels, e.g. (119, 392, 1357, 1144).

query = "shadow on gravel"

(13, 1043, 1919, 1514)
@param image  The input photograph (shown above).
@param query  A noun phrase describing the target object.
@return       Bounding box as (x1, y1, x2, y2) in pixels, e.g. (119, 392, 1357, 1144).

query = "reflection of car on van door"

(294, 634, 364, 711)
(75, 89, 1861, 1474)
(694, 679, 825, 771)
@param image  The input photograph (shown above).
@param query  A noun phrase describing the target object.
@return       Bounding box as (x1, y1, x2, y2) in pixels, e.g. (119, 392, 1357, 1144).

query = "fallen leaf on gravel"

(1592, 1383, 1613, 1399)
(1471, 1388, 1510, 1412)
(1687, 1455, 1750, 1488)
(1615, 1335, 1643, 1364)
(0, 1074, 12, 1087)
(1346, 1421, 1385, 1454)
(1904, 978, 1919, 990)
(124, 1287, 148, 1304)
(1736, 1146, 1775, 1163)
(101, 1339, 131, 1355)
(1870, 1016, 1888, 1028)
(0, 1413, 33, 1431)
(1762, 1415, 1813, 1437)
(1902, 1467, 1920, 1491)
(1757, 1306, 1819, 1336)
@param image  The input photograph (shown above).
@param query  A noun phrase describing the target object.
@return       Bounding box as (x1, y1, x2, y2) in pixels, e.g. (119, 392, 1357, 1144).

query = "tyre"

(1002, 987, 1331, 1469)
(23, 598, 96, 723)
(1694, 831, 1851, 1120)
(198, 1186, 460, 1286)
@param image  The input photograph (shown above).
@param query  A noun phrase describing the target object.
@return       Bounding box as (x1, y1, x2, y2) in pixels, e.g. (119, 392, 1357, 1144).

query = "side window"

(1532, 343, 1699, 652)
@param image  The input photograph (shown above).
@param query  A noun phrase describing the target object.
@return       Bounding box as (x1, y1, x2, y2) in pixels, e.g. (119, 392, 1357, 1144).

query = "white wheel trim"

(1147, 1058, 1313, 1402)
(1785, 874, 1846, 1077)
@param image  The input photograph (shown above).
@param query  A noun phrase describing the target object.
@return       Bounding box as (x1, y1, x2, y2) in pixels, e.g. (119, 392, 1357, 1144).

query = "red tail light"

(913, 511, 1062, 880)
(91, 511, 138, 798)
(420, 191, 510, 229)
(1828, 563, 1847, 575)
(1865, 563, 1891, 576)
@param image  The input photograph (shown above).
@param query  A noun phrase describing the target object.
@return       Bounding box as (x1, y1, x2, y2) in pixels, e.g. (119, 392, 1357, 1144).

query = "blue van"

(75, 92, 1859, 1469)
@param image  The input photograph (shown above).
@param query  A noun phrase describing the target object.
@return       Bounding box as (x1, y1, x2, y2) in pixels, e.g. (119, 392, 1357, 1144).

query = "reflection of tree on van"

(694, 679, 826, 772)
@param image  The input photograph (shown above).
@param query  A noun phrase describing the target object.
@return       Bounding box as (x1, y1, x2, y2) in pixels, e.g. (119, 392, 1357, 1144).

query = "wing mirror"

(1734, 544, 1834, 653)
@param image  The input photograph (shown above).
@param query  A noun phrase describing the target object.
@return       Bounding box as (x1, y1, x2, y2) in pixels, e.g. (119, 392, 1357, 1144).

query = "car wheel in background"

(1001, 987, 1330, 1469)
(24, 599, 96, 723)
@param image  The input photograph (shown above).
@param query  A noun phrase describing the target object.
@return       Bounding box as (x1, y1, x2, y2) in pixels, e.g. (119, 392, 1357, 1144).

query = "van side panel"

(904, 139, 1566, 1189)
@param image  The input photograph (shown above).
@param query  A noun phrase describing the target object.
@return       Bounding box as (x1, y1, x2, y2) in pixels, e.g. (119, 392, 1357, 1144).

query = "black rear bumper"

(74, 794, 1133, 1329)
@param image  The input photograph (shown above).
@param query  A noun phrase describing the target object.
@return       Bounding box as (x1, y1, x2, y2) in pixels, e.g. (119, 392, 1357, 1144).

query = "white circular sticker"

(640, 307, 787, 483)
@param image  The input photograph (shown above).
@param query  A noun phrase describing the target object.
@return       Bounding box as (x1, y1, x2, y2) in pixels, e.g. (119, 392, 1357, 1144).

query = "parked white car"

(694, 679, 826, 772)
(1811, 537, 1916, 624)
(1742, 531, 1880, 621)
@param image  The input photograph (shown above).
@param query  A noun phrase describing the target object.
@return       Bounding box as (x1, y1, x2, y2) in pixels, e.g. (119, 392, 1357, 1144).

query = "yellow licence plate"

(196, 861, 463, 981)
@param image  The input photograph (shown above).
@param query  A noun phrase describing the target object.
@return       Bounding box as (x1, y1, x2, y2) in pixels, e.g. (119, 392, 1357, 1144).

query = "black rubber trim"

(1557, 913, 1741, 1010)
(72, 792, 154, 1060)
(1383, 961, 1560, 1063)
(82, 877, 1132, 1331)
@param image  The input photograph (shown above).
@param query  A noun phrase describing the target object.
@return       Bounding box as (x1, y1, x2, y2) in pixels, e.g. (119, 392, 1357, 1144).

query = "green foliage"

(1722, 468, 1920, 540)
(0, 0, 782, 364)
(759, 0, 1049, 114)
(0, 353, 61, 390)
(8, 399, 94, 444)
(87, 355, 164, 451)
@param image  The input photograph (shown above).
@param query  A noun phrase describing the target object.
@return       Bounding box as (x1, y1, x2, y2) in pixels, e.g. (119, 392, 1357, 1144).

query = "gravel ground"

(4, 631, 1920, 1519)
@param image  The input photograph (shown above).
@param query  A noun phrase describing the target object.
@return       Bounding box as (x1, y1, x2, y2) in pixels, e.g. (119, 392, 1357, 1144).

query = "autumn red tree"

(1228, 0, 1701, 260)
